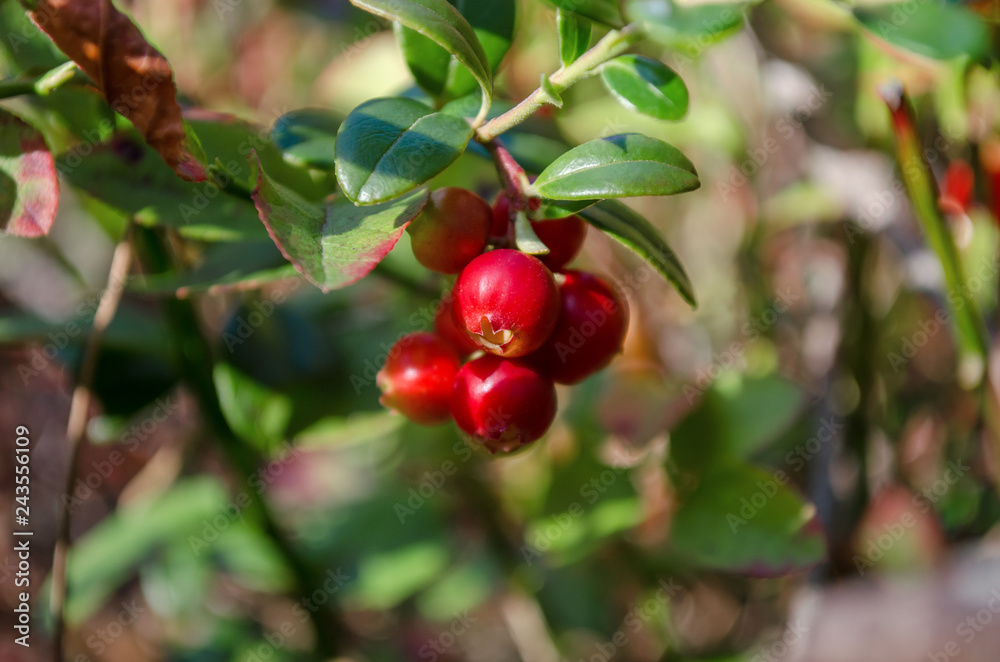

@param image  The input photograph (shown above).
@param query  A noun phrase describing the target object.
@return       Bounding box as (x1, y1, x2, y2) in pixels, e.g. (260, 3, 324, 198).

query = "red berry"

(530, 271, 629, 384)
(491, 193, 512, 239)
(407, 187, 491, 273)
(450, 354, 557, 453)
(531, 215, 587, 271)
(452, 249, 560, 357)
(434, 294, 480, 355)
(377, 332, 461, 425)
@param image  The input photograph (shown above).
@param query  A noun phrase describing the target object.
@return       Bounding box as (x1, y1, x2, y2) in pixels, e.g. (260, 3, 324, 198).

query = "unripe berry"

(407, 187, 491, 273)
(531, 215, 587, 270)
(450, 354, 557, 453)
(530, 270, 629, 384)
(452, 249, 560, 357)
(377, 332, 461, 425)
(434, 294, 480, 355)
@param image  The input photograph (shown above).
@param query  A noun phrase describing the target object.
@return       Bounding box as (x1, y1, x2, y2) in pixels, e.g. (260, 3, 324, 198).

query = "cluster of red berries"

(377, 187, 629, 454)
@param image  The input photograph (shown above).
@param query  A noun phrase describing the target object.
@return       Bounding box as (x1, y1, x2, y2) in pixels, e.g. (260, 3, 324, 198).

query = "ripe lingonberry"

(434, 294, 480, 355)
(377, 332, 461, 425)
(530, 270, 629, 384)
(450, 354, 557, 453)
(407, 187, 491, 273)
(452, 249, 560, 357)
(491, 192, 512, 239)
(531, 215, 587, 270)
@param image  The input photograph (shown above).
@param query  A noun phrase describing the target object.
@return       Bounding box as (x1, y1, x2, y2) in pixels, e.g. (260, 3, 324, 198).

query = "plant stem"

(51, 227, 134, 662)
(0, 62, 81, 100)
(475, 23, 645, 142)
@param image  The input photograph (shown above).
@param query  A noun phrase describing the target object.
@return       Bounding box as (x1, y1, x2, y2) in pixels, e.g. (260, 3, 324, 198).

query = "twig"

(51, 226, 134, 662)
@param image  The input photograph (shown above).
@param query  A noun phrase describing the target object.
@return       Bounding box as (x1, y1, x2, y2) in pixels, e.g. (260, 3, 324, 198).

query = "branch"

(475, 24, 644, 142)
(51, 226, 134, 662)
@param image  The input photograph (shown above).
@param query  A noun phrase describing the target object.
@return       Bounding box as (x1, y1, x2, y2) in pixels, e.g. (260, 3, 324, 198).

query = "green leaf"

(542, 0, 624, 27)
(600, 55, 689, 120)
(251, 154, 429, 291)
(214, 362, 293, 453)
(270, 108, 341, 170)
(854, 2, 989, 60)
(557, 8, 593, 66)
(350, 0, 494, 117)
(626, 0, 746, 50)
(396, 0, 515, 101)
(59, 132, 266, 242)
(335, 97, 473, 204)
(0, 109, 58, 238)
(670, 375, 805, 473)
(531, 198, 599, 220)
(532, 133, 700, 200)
(188, 114, 334, 202)
(671, 463, 826, 575)
(579, 199, 696, 306)
(67, 478, 230, 623)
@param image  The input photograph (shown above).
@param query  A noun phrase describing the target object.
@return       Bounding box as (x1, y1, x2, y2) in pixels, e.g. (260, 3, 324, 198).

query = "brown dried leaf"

(28, 0, 206, 181)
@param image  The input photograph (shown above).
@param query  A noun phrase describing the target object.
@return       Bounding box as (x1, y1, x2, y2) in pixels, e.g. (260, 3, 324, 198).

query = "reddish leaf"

(250, 153, 428, 292)
(29, 0, 206, 181)
(0, 109, 58, 238)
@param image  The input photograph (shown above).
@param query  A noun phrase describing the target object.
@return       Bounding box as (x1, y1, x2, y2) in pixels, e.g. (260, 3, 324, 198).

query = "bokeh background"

(3, 0, 1000, 660)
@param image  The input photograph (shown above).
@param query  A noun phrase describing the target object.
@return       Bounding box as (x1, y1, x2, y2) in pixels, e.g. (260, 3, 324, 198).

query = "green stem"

(0, 62, 81, 100)
(475, 23, 645, 142)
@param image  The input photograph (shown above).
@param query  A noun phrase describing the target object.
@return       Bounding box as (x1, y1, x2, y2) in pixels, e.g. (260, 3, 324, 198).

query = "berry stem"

(474, 23, 644, 142)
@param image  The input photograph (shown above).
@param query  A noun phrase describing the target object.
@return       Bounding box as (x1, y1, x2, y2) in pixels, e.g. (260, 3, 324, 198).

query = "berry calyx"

(531, 215, 587, 270)
(407, 187, 491, 274)
(377, 332, 461, 425)
(452, 249, 560, 358)
(530, 270, 629, 384)
(450, 354, 557, 453)
(434, 294, 480, 355)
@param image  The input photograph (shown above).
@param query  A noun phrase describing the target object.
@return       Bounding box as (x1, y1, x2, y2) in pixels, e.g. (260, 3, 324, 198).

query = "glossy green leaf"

(188, 113, 334, 201)
(579, 199, 696, 306)
(0, 109, 58, 237)
(335, 97, 473, 204)
(252, 154, 429, 291)
(670, 376, 805, 473)
(532, 198, 599, 220)
(557, 8, 592, 66)
(59, 132, 266, 242)
(854, 2, 988, 60)
(626, 0, 746, 50)
(532, 133, 700, 200)
(542, 0, 624, 27)
(350, 0, 493, 116)
(270, 108, 341, 170)
(671, 463, 826, 575)
(600, 55, 689, 120)
(396, 0, 515, 101)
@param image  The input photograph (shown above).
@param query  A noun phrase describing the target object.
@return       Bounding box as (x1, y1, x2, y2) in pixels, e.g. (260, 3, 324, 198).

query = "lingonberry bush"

(3, 0, 1000, 660)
